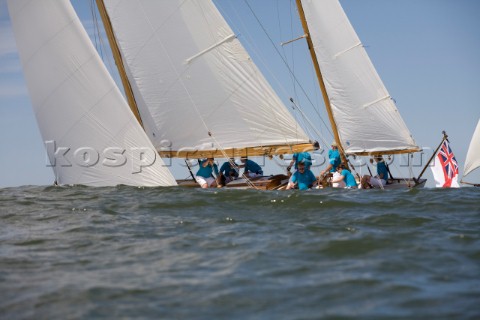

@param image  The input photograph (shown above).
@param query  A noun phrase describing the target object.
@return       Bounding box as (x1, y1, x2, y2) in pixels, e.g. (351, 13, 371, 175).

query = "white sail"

(301, 0, 419, 155)
(102, 0, 310, 156)
(8, 0, 177, 186)
(463, 119, 480, 179)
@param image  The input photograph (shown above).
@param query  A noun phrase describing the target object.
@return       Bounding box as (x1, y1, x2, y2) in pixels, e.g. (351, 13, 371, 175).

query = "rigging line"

(386, 155, 412, 184)
(212, 2, 304, 146)
(409, 154, 414, 181)
(290, 98, 327, 146)
(89, 0, 99, 53)
(185, 159, 196, 181)
(288, 0, 299, 105)
(281, 1, 303, 140)
(292, 93, 353, 174)
(91, 0, 116, 79)
(277, 1, 296, 99)
(207, 3, 304, 147)
(92, 1, 105, 60)
(207, 133, 259, 190)
(218, 2, 298, 145)
(243, 0, 333, 138)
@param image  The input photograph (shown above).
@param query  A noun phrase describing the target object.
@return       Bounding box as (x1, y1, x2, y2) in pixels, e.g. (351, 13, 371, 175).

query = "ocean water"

(0, 186, 479, 320)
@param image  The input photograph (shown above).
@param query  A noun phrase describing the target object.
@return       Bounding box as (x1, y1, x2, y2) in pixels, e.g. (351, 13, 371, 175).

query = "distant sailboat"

(8, 0, 176, 187)
(461, 119, 480, 186)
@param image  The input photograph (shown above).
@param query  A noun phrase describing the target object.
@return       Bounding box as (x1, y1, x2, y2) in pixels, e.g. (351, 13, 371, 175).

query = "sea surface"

(0, 186, 479, 320)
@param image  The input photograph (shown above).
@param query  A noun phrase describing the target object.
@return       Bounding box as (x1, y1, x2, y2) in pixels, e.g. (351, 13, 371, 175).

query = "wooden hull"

(381, 178, 427, 189)
(176, 174, 290, 190)
(177, 176, 426, 190)
(225, 174, 289, 190)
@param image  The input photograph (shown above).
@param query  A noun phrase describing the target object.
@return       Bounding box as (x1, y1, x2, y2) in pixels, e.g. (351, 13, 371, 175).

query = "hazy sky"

(1, 0, 479, 188)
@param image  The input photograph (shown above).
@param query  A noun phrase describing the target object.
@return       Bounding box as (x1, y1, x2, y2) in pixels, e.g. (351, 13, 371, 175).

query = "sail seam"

(23, 18, 76, 68)
(36, 53, 97, 114)
(55, 85, 117, 147)
(8, 0, 32, 17)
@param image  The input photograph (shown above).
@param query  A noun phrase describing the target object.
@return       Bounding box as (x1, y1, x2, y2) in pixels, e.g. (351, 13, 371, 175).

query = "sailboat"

(7, 0, 177, 187)
(9, 0, 426, 189)
(95, 0, 427, 189)
(95, 0, 318, 189)
(294, 0, 427, 188)
(461, 119, 480, 186)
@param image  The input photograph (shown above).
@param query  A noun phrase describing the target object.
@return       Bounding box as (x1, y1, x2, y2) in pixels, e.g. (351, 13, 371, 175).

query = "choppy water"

(0, 186, 479, 319)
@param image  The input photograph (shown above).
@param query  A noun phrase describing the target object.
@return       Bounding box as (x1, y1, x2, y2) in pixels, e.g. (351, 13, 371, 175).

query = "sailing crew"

(320, 141, 341, 176)
(218, 158, 239, 187)
(286, 161, 317, 190)
(331, 164, 358, 188)
(361, 156, 390, 188)
(239, 156, 263, 178)
(287, 152, 312, 172)
(195, 158, 219, 188)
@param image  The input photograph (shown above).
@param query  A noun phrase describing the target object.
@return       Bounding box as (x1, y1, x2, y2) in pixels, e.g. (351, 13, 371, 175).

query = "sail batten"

(333, 42, 362, 58)
(102, 0, 311, 156)
(300, 0, 420, 155)
(185, 33, 236, 64)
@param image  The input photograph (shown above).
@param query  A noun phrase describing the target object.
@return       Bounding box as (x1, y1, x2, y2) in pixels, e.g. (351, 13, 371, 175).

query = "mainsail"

(463, 119, 480, 180)
(299, 0, 420, 155)
(8, 0, 176, 186)
(100, 0, 313, 158)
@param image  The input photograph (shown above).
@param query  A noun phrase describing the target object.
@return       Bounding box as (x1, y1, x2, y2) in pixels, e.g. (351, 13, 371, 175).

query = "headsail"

(101, 0, 312, 158)
(8, 0, 176, 186)
(463, 119, 480, 180)
(299, 0, 420, 155)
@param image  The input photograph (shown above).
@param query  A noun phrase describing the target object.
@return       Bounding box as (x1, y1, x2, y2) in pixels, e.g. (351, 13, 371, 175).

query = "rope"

(289, 98, 328, 147)
(90, 0, 115, 73)
(240, 0, 332, 138)
(206, 132, 259, 190)
(387, 155, 413, 185)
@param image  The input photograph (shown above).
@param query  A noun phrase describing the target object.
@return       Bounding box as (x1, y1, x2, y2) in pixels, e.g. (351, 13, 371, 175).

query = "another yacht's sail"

(300, 0, 420, 155)
(8, 0, 176, 186)
(463, 119, 480, 179)
(102, 0, 312, 158)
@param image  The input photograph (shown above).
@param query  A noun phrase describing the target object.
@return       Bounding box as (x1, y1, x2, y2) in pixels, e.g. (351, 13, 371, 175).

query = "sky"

(1, 0, 479, 188)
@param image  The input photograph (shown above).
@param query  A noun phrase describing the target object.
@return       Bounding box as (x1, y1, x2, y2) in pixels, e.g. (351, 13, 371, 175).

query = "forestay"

(103, 0, 311, 157)
(463, 119, 480, 179)
(8, 0, 176, 186)
(301, 0, 420, 155)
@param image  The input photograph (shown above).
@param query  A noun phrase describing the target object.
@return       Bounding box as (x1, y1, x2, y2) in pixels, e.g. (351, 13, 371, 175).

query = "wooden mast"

(295, 0, 346, 164)
(95, 0, 144, 128)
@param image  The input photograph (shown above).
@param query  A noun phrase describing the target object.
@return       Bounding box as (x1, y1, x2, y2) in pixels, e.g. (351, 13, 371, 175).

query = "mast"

(295, 0, 346, 163)
(95, 0, 144, 128)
